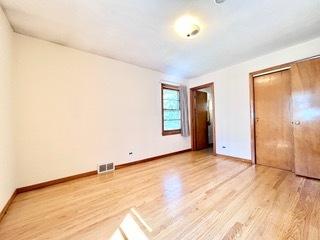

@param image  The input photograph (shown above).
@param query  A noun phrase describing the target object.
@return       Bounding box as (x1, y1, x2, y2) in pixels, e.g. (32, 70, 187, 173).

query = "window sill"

(162, 130, 181, 136)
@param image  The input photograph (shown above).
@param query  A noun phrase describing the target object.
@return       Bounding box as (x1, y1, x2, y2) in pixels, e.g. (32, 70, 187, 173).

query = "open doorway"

(190, 83, 216, 154)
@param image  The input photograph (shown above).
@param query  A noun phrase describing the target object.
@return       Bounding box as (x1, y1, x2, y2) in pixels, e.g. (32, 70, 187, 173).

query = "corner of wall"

(0, 5, 16, 212)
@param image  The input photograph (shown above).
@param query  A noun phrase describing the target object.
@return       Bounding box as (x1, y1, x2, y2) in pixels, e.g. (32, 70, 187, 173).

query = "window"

(161, 84, 181, 135)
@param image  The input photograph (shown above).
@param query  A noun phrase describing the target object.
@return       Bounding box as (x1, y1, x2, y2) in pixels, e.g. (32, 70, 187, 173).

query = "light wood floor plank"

(0, 149, 319, 240)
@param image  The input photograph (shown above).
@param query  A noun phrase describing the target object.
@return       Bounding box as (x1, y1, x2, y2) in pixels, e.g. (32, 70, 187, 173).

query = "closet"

(254, 70, 294, 171)
(253, 57, 320, 179)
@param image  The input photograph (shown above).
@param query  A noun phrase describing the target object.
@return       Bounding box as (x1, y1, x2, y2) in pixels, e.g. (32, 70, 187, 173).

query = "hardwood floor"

(0, 149, 319, 240)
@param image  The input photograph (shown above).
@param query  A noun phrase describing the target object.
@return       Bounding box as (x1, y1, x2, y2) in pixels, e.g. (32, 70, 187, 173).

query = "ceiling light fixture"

(214, 0, 226, 4)
(174, 15, 201, 39)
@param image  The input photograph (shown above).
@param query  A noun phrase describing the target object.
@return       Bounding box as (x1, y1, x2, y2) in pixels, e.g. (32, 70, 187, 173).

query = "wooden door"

(291, 58, 320, 179)
(195, 91, 209, 150)
(254, 70, 294, 170)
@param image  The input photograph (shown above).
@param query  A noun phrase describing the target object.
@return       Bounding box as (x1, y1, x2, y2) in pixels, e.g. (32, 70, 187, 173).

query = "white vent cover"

(98, 163, 114, 174)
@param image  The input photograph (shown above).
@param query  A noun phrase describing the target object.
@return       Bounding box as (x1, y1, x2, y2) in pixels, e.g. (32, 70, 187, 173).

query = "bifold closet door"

(254, 70, 294, 171)
(291, 58, 320, 179)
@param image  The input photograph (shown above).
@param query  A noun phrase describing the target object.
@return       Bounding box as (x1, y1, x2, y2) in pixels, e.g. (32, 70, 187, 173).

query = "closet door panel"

(254, 70, 294, 171)
(195, 91, 209, 150)
(291, 58, 320, 179)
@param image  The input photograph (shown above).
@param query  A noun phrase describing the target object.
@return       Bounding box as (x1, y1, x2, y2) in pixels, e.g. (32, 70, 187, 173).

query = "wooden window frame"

(161, 83, 182, 136)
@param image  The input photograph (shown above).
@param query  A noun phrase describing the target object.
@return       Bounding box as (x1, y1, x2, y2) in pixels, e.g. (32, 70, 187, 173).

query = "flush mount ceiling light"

(174, 15, 201, 39)
(214, 0, 226, 4)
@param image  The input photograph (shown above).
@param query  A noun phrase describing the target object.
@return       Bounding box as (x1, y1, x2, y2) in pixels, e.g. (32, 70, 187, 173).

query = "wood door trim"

(190, 82, 216, 155)
(250, 54, 320, 76)
(252, 66, 291, 78)
(249, 55, 320, 165)
(190, 83, 214, 91)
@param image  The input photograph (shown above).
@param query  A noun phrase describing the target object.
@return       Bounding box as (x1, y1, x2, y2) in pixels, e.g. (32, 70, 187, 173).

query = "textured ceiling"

(1, 0, 320, 78)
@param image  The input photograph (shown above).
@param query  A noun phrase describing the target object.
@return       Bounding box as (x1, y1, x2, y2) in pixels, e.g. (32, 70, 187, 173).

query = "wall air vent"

(98, 163, 114, 174)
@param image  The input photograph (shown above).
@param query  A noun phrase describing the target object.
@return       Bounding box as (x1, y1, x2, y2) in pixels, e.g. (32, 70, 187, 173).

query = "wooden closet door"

(195, 91, 209, 150)
(291, 58, 320, 179)
(254, 70, 294, 171)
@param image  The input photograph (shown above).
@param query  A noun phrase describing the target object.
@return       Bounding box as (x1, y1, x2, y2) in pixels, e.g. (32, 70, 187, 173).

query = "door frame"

(190, 82, 216, 154)
(249, 55, 320, 165)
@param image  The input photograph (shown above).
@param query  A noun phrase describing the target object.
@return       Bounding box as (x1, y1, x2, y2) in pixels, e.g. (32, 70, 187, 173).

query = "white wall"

(188, 37, 320, 160)
(0, 7, 15, 211)
(207, 90, 214, 145)
(9, 20, 320, 188)
(13, 34, 190, 188)
(199, 88, 214, 144)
